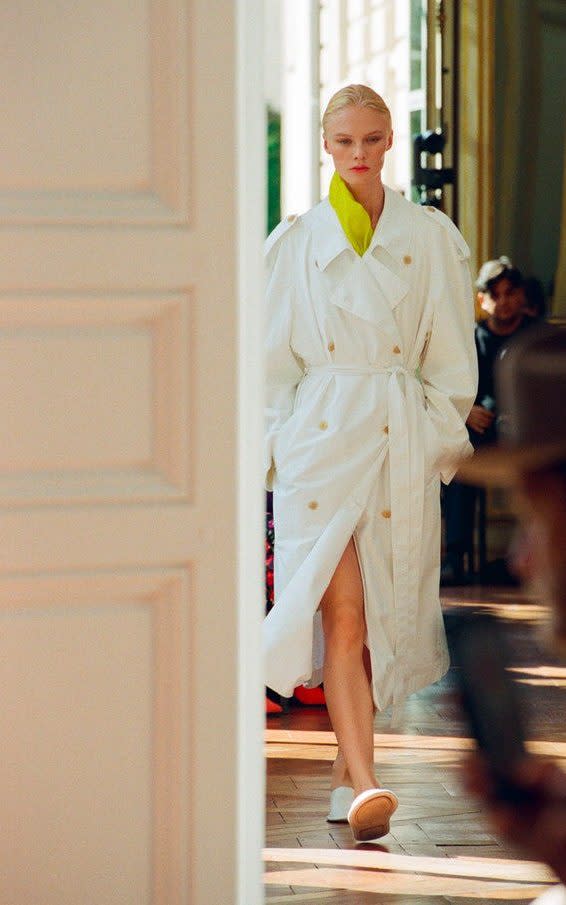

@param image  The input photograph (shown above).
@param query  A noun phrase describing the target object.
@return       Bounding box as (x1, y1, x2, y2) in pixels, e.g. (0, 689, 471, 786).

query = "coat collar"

(309, 188, 413, 329)
(369, 185, 413, 255)
(311, 186, 413, 272)
(310, 202, 352, 271)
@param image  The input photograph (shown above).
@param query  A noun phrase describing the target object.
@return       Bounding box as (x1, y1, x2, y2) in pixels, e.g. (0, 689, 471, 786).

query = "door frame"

(236, 1, 266, 901)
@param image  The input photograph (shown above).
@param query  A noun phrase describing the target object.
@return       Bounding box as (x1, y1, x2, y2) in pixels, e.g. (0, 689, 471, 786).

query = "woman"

(264, 85, 477, 841)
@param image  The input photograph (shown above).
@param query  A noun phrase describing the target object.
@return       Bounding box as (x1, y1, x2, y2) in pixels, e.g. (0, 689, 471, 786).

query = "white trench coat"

(264, 186, 478, 715)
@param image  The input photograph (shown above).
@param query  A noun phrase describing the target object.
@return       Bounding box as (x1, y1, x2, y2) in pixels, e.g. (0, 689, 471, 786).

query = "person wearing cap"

(457, 324, 566, 903)
(441, 256, 530, 584)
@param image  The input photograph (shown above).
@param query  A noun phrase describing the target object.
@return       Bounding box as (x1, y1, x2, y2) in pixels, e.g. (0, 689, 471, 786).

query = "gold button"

(403, 254, 412, 265)
(287, 213, 297, 222)
(319, 421, 328, 431)
(381, 509, 391, 519)
(393, 345, 401, 354)
(383, 425, 389, 434)
(308, 500, 319, 510)
(328, 341, 335, 352)
(426, 205, 436, 212)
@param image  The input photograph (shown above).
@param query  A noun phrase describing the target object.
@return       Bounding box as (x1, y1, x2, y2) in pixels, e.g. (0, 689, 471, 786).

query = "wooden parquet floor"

(264, 586, 566, 903)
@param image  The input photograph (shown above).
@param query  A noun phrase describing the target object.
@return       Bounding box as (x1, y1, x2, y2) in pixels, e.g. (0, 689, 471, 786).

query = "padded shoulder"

(264, 214, 301, 258)
(422, 205, 471, 261)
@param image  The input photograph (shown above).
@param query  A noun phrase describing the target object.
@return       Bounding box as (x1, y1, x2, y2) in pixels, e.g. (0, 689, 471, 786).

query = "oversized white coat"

(264, 186, 478, 715)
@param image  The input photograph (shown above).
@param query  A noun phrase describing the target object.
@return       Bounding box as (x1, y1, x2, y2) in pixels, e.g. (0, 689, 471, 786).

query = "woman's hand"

(463, 752, 566, 884)
(466, 404, 495, 434)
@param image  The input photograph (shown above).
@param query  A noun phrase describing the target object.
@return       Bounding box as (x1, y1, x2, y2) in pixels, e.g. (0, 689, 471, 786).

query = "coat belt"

(304, 362, 426, 723)
(306, 364, 415, 378)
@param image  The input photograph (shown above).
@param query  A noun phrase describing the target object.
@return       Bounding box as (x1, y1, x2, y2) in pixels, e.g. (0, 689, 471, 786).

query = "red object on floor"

(265, 696, 283, 714)
(293, 685, 326, 706)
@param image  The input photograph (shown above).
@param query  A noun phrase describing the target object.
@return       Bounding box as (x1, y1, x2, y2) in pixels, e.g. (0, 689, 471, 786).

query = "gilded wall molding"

(458, 0, 494, 275)
(554, 139, 566, 317)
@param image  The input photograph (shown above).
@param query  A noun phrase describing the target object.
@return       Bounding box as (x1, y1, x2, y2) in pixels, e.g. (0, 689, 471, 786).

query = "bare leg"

(332, 647, 374, 788)
(321, 538, 378, 796)
(331, 748, 352, 789)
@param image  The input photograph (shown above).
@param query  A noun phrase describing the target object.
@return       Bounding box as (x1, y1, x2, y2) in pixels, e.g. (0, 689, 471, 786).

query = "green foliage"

(267, 108, 281, 236)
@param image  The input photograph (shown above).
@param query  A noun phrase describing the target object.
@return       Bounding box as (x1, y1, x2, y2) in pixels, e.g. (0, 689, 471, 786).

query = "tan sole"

(348, 791, 398, 842)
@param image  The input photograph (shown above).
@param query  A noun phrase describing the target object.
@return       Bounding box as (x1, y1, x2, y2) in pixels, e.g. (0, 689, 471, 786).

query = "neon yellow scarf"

(328, 171, 374, 256)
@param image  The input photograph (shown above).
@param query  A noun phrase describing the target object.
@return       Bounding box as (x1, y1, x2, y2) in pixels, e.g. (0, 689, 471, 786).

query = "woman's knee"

(322, 601, 365, 653)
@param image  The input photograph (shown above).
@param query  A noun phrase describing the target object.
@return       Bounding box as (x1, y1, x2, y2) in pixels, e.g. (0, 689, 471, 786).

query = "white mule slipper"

(326, 786, 355, 823)
(347, 788, 399, 841)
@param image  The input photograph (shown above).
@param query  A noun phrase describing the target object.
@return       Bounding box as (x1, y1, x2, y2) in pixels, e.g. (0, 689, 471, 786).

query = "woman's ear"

(386, 130, 394, 151)
(323, 134, 329, 153)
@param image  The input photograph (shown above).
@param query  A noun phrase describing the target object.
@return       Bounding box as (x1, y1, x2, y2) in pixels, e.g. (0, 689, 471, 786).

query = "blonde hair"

(322, 84, 391, 134)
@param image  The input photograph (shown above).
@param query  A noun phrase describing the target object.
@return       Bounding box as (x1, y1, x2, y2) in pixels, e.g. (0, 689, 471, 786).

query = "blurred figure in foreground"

(456, 324, 566, 903)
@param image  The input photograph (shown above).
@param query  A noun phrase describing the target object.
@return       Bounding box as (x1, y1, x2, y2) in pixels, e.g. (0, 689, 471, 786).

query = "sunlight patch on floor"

(510, 666, 566, 679)
(264, 847, 556, 882)
(443, 597, 550, 625)
(264, 866, 551, 898)
(264, 848, 557, 899)
(265, 729, 566, 762)
(509, 665, 566, 687)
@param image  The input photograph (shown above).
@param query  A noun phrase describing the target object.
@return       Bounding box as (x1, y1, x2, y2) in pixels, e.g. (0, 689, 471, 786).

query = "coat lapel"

(311, 202, 352, 271)
(366, 186, 415, 313)
(312, 193, 411, 331)
(328, 258, 407, 330)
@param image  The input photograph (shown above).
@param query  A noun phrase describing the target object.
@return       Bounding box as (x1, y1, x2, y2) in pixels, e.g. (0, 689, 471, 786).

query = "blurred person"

(457, 324, 566, 903)
(520, 275, 547, 322)
(263, 84, 477, 840)
(441, 257, 530, 584)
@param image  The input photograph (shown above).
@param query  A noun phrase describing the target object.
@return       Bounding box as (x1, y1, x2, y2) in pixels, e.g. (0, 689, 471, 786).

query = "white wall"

(281, 1, 321, 216)
(264, 0, 283, 111)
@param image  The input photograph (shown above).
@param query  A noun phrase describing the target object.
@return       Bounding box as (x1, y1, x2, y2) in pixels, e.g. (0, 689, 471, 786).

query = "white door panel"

(0, 1, 263, 902)
(1, 571, 184, 905)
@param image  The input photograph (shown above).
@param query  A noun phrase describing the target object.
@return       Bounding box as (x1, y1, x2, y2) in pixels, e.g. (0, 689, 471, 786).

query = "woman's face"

(323, 105, 393, 188)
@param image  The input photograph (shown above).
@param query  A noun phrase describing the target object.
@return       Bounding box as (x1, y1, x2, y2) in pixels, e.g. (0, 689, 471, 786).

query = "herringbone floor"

(264, 586, 566, 903)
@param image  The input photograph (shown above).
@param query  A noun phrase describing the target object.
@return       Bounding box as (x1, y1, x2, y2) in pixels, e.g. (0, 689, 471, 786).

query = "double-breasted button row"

(308, 500, 393, 517)
(327, 335, 400, 358)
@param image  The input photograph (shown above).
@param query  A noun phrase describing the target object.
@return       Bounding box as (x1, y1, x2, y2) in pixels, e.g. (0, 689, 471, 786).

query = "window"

(409, 0, 427, 202)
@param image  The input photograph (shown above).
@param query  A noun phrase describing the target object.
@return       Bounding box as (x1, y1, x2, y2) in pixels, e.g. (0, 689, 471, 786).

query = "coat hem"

(266, 654, 450, 710)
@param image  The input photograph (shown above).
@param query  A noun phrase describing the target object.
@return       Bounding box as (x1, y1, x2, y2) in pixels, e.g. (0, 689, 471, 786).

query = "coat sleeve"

(264, 220, 305, 490)
(419, 214, 479, 484)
